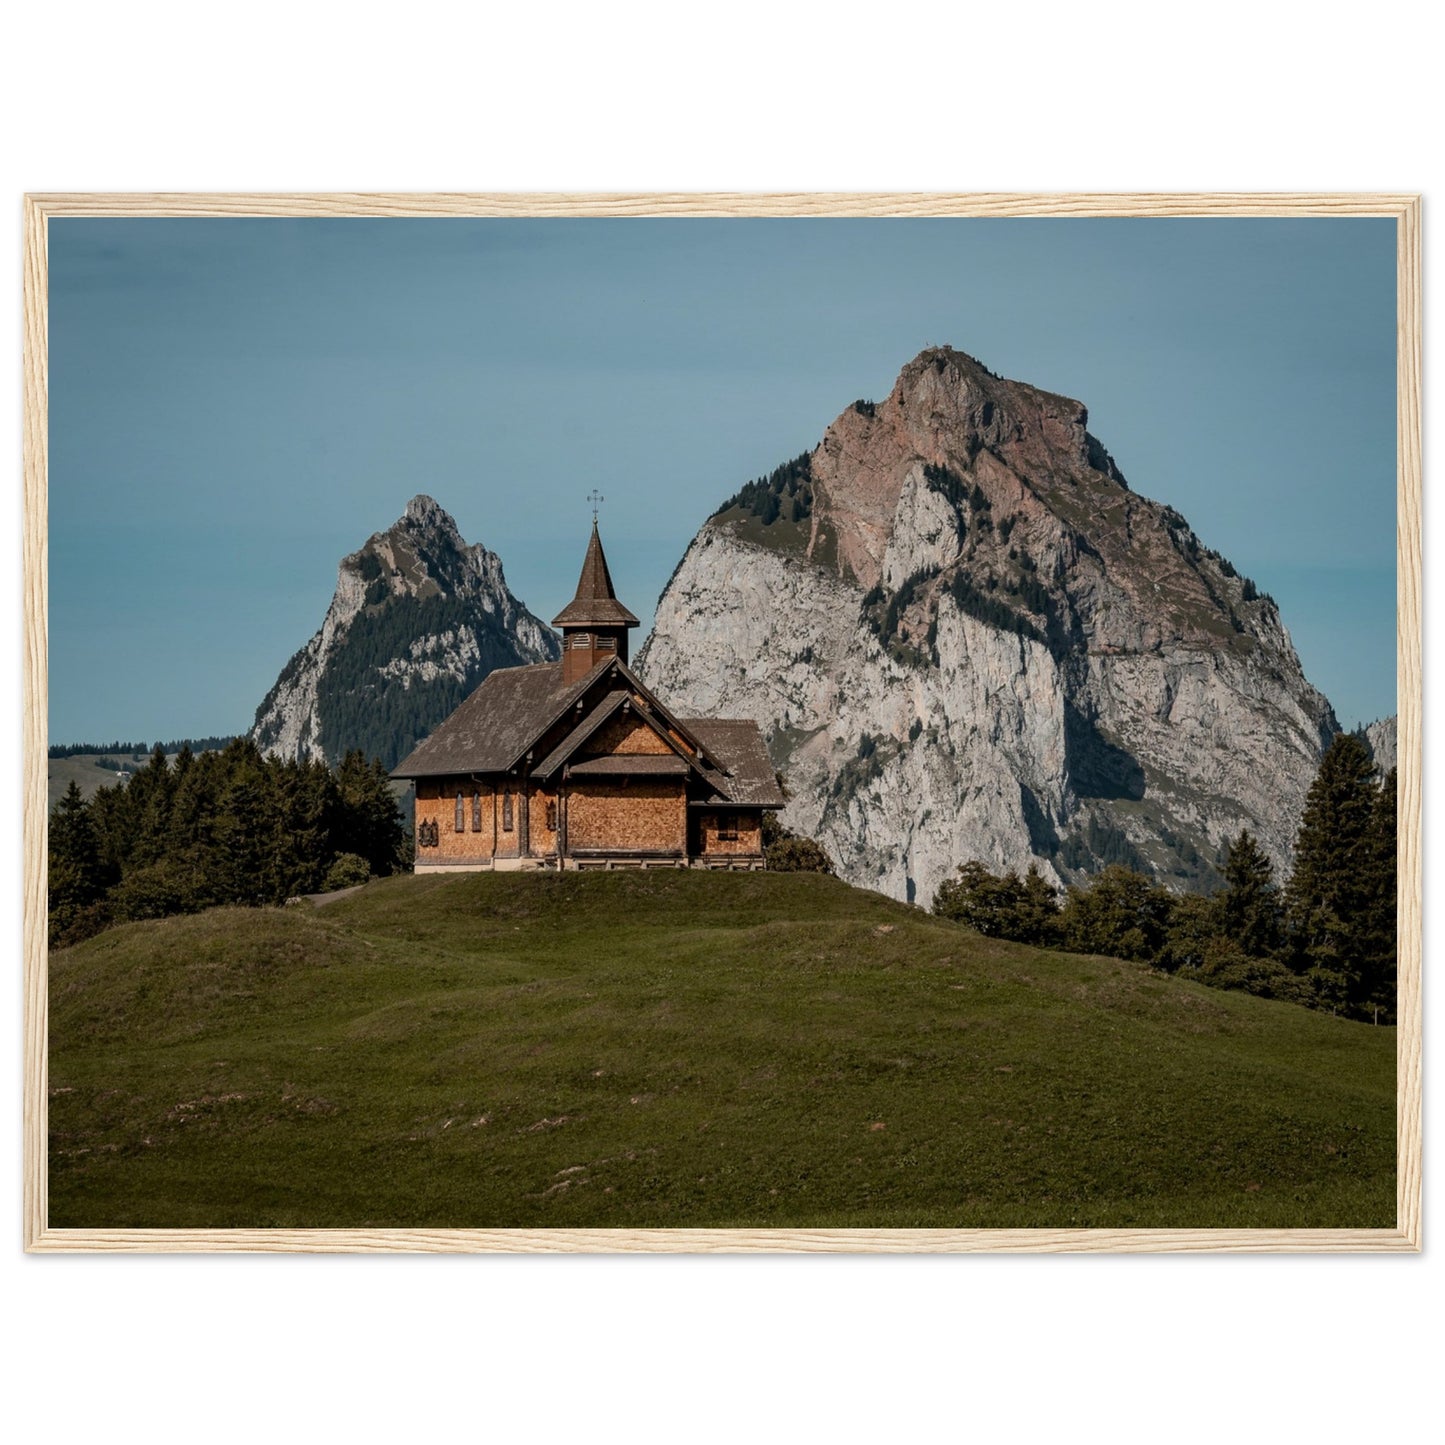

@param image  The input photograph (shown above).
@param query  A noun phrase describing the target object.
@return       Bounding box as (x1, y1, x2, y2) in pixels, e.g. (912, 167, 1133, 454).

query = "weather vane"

(587, 489, 605, 521)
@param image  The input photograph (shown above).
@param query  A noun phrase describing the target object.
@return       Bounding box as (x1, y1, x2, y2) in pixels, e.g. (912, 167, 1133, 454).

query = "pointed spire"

(551, 520, 640, 629)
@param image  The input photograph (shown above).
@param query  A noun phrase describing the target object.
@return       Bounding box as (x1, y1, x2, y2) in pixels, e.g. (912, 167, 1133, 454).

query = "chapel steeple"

(552, 519, 639, 683)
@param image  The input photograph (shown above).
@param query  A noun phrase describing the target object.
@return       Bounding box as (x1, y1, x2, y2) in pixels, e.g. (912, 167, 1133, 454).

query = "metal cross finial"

(587, 489, 605, 521)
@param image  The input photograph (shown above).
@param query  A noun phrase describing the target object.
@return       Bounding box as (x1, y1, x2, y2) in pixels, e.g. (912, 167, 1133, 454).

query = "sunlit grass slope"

(49, 871, 1395, 1229)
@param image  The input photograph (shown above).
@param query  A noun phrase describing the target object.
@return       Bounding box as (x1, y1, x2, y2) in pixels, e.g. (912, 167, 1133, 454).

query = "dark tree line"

(48, 739, 407, 947)
(934, 734, 1398, 1022)
(710, 453, 814, 528)
(49, 735, 238, 759)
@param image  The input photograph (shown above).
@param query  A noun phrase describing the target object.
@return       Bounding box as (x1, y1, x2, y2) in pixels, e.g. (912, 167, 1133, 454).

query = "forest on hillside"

(47, 739, 407, 947)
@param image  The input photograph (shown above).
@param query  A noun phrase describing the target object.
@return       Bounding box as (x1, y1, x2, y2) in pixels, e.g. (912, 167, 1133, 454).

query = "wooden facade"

(392, 522, 785, 872)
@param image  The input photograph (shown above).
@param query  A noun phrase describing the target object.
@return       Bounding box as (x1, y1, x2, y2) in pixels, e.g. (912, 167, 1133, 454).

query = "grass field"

(48, 871, 1397, 1230)
(47, 752, 145, 808)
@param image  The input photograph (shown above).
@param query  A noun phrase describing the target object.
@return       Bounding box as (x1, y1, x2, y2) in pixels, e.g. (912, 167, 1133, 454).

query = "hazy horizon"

(48, 217, 1397, 743)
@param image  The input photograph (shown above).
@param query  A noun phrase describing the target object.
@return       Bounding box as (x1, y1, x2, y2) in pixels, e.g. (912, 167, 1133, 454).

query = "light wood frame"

(22, 192, 1422, 1253)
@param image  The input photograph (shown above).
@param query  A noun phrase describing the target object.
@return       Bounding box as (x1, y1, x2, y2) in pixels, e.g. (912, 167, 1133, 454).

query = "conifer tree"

(1016, 863, 1062, 946)
(1217, 829, 1282, 958)
(1358, 767, 1398, 1022)
(48, 781, 108, 932)
(1284, 733, 1378, 1011)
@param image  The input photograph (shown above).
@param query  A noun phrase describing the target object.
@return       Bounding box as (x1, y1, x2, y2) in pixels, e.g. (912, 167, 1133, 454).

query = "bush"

(109, 859, 212, 923)
(762, 815, 834, 874)
(1198, 948, 1316, 1006)
(48, 899, 115, 951)
(933, 861, 1060, 946)
(1060, 865, 1174, 961)
(324, 853, 372, 890)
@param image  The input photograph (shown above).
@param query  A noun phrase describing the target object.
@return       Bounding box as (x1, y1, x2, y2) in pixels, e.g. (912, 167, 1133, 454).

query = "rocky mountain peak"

(402, 492, 452, 529)
(640, 345, 1339, 904)
(252, 498, 558, 767)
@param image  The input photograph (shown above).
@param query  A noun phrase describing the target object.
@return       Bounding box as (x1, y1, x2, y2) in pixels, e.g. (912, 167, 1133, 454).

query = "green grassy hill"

(48, 871, 1396, 1230)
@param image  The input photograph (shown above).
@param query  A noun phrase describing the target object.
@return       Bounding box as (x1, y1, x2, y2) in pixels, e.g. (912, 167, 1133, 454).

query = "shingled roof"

(532, 689, 631, 778)
(551, 521, 640, 629)
(567, 755, 691, 777)
(390, 653, 784, 810)
(391, 659, 604, 778)
(684, 719, 787, 807)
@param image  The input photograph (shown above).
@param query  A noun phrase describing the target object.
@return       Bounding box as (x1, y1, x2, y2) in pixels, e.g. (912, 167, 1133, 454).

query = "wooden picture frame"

(22, 192, 1422, 1253)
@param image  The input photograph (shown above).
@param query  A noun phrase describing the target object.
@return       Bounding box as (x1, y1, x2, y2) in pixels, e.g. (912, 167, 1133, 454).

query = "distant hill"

(251, 495, 560, 769)
(47, 746, 234, 811)
(48, 870, 1395, 1230)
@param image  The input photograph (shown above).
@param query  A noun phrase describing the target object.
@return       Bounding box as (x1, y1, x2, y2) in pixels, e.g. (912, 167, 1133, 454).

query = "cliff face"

(252, 495, 558, 767)
(1363, 716, 1398, 775)
(639, 347, 1338, 904)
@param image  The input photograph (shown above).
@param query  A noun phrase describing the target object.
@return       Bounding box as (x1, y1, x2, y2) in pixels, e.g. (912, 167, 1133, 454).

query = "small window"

(718, 813, 738, 842)
(502, 792, 514, 832)
(472, 790, 482, 831)
(545, 800, 558, 830)
(455, 791, 465, 832)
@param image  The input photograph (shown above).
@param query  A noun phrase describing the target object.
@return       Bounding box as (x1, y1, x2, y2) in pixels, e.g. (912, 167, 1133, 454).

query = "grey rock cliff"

(252, 495, 558, 767)
(639, 347, 1338, 904)
(1363, 716, 1398, 775)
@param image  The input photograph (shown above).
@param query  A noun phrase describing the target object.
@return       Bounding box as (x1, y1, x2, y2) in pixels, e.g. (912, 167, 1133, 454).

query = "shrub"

(761, 814, 834, 874)
(1199, 948, 1316, 1006)
(109, 859, 212, 923)
(324, 853, 372, 890)
(1061, 865, 1174, 961)
(934, 861, 1061, 946)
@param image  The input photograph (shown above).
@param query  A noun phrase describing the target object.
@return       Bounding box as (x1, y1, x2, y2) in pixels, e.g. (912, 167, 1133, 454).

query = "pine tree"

(1015, 864, 1062, 946)
(1358, 767, 1398, 1022)
(1284, 733, 1379, 1012)
(48, 781, 107, 936)
(1217, 829, 1282, 958)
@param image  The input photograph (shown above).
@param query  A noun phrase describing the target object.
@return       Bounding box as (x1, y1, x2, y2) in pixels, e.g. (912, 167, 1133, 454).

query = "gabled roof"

(390, 658, 609, 779)
(551, 521, 640, 629)
(684, 719, 787, 807)
(533, 690, 631, 778)
(389, 652, 782, 811)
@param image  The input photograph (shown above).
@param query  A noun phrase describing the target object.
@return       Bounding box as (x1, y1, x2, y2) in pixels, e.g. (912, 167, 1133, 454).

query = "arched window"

(472, 790, 482, 831)
(455, 791, 464, 832)
(546, 799, 558, 830)
(502, 791, 514, 832)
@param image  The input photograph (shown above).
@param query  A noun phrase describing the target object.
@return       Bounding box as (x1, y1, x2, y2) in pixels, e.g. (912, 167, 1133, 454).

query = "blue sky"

(48, 216, 1397, 743)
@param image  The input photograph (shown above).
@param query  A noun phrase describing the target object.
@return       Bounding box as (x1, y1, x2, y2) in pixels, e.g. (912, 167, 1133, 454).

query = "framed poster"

(22, 193, 1421, 1252)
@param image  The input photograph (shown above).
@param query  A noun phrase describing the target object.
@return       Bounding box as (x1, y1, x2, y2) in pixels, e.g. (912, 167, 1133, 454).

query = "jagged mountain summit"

(638, 346, 1338, 905)
(252, 495, 559, 768)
